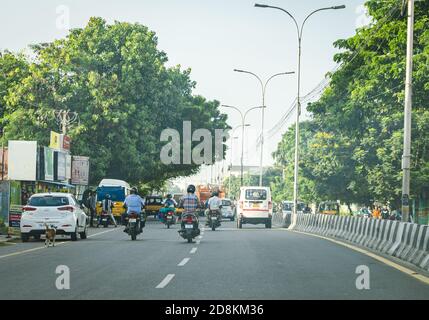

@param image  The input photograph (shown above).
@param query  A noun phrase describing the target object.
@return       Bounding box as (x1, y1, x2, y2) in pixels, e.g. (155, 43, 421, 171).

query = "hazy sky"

(0, 0, 368, 186)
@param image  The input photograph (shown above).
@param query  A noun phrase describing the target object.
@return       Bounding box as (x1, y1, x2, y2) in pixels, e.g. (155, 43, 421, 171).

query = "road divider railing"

(272, 211, 292, 228)
(287, 214, 429, 272)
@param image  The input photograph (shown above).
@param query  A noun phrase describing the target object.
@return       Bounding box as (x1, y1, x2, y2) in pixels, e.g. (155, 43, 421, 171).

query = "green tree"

(1, 18, 229, 188)
(273, 0, 429, 208)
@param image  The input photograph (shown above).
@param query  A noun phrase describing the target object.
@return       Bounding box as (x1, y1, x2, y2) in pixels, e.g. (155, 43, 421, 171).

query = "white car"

(20, 193, 88, 242)
(221, 199, 235, 221)
(281, 201, 306, 215)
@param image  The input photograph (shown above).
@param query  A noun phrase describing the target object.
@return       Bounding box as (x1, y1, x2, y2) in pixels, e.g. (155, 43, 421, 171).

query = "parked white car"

(20, 193, 88, 242)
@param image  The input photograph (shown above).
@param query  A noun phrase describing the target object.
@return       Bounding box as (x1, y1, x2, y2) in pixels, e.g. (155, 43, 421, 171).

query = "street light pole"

(234, 70, 294, 187)
(402, 0, 415, 223)
(221, 105, 265, 186)
(255, 3, 345, 226)
(229, 125, 250, 198)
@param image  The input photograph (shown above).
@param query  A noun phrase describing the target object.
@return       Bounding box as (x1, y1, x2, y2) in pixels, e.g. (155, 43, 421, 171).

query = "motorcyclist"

(98, 194, 117, 227)
(381, 206, 390, 220)
(160, 194, 177, 222)
(179, 185, 200, 218)
(122, 187, 145, 232)
(164, 194, 177, 207)
(206, 191, 222, 225)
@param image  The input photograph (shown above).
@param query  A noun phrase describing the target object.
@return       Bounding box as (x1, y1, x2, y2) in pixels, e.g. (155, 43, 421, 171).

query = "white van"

(237, 187, 273, 229)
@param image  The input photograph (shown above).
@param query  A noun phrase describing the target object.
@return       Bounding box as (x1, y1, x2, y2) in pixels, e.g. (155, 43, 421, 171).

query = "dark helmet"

(131, 187, 138, 194)
(105, 194, 111, 199)
(212, 191, 219, 197)
(187, 185, 196, 194)
(166, 194, 172, 199)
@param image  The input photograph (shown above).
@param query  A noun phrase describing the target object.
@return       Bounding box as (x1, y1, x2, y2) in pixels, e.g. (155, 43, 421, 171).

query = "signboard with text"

(54, 151, 67, 181)
(71, 156, 89, 185)
(44, 147, 54, 181)
(50, 131, 61, 149)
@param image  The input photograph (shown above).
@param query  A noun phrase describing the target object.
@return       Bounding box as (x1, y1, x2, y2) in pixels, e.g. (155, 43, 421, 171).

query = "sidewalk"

(0, 234, 19, 243)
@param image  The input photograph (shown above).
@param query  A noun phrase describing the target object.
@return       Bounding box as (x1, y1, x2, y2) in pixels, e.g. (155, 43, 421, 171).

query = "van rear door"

(242, 188, 270, 217)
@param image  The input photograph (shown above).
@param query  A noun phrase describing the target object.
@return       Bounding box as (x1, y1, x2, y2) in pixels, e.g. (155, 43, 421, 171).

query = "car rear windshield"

(29, 196, 69, 207)
(245, 189, 267, 201)
(222, 200, 232, 206)
(147, 198, 163, 204)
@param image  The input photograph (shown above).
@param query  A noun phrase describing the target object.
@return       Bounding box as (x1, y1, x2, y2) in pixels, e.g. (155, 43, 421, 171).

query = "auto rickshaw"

(96, 179, 131, 223)
(145, 195, 164, 218)
(317, 201, 340, 215)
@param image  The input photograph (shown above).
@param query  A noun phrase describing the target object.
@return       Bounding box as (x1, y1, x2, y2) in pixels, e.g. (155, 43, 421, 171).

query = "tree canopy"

(272, 0, 429, 208)
(0, 18, 229, 188)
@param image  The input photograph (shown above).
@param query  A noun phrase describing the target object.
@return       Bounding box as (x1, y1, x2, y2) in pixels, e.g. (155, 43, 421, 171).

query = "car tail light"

(22, 206, 37, 212)
(58, 206, 75, 212)
(239, 201, 243, 209)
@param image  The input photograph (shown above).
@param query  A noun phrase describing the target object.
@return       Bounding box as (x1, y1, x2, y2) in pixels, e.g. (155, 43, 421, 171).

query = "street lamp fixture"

(254, 3, 345, 227)
(221, 105, 265, 186)
(233, 69, 294, 187)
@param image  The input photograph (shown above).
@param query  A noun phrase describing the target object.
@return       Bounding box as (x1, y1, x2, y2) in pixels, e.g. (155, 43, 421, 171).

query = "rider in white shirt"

(205, 191, 222, 224)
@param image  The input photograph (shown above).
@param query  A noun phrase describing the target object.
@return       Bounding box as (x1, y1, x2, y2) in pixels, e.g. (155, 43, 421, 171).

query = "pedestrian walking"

(89, 190, 97, 227)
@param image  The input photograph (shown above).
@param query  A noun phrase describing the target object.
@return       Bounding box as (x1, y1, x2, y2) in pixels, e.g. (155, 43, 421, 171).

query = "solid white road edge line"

(290, 229, 429, 286)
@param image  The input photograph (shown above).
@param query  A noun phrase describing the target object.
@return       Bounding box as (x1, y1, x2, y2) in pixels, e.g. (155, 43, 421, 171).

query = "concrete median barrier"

(289, 214, 429, 272)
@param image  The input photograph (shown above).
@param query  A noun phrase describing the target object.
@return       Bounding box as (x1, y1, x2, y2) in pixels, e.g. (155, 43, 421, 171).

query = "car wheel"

(230, 217, 234, 222)
(21, 233, 29, 242)
(71, 228, 78, 241)
(79, 226, 87, 239)
(265, 221, 272, 229)
(238, 220, 243, 229)
(34, 235, 41, 241)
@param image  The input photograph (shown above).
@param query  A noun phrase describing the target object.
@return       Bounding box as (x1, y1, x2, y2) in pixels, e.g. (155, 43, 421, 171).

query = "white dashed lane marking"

(178, 258, 190, 266)
(156, 274, 175, 288)
(190, 247, 197, 254)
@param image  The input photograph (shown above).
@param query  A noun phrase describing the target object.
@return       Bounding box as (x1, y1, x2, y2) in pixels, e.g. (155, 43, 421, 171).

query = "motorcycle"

(124, 212, 145, 240)
(208, 209, 221, 231)
(98, 211, 111, 228)
(178, 212, 200, 243)
(160, 205, 176, 229)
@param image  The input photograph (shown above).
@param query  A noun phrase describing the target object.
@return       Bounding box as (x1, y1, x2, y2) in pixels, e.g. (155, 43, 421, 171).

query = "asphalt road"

(0, 218, 428, 300)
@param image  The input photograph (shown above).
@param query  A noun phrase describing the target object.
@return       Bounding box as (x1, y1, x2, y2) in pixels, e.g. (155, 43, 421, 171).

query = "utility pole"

(55, 110, 79, 135)
(402, 0, 415, 223)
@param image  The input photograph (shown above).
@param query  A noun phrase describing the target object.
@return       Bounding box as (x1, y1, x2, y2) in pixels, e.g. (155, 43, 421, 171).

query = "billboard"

(66, 154, 72, 180)
(50, 131, 61, 149)
(44, 147, 54, 181)
(71, 156, 89, 185)
(54, 151, 67, 181)
(62, 135, 71, 152)
(8, 141, 38, 181)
